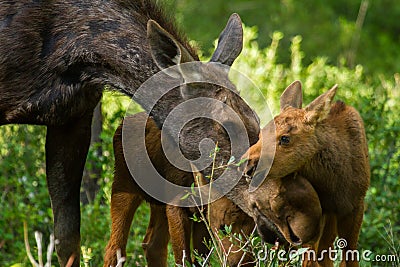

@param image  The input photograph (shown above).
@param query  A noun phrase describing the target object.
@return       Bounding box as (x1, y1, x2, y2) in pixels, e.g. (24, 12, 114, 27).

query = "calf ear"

(305, 84, 338, 124)
(147, 20, 194, 72)
(280, 81, 303, 111)
(210, 13, 243, 66)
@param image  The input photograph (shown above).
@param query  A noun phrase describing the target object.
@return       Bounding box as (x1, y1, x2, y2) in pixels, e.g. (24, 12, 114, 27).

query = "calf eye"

(279, 135, 290, 146)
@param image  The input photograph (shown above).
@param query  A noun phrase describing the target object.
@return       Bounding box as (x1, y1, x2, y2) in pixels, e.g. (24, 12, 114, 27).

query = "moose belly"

(2, 85, 102, 126)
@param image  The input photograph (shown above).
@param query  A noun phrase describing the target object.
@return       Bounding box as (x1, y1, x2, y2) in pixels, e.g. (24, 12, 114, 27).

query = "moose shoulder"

(244, 81, 370, 267)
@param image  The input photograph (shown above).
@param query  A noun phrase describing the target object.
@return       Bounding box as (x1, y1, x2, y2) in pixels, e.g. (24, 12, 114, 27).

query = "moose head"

(243, 81, 339, 183)
(143, 14, 260, 164)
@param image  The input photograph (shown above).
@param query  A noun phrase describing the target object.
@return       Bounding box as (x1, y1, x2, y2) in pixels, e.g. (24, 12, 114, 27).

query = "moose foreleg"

(337, 205, 364, 267)
(312, 214, 337, 267)
(45, 114, 93, 267)
(142, 204, 170, 267)
(166, 205, 192, 265)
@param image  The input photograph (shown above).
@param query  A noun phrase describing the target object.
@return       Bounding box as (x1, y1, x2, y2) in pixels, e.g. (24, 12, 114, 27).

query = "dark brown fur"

(244, 81, 370, 266)
(1, 1, 260, 266)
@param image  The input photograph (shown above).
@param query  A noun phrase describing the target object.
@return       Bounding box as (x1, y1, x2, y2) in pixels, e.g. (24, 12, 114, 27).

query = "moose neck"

(299, 124, 336, 179)
(298, 122, 350, 211)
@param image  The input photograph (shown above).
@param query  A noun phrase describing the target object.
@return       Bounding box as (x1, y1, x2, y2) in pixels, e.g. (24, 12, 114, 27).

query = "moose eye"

(279, 135, 290, 146)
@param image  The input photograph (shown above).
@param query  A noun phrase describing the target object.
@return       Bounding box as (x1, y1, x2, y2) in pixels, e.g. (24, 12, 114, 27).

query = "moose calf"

(244, 81, 370, 267)
(104, 112, 324, 267)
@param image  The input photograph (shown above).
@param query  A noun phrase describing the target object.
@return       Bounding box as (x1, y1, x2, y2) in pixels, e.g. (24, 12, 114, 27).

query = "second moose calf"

(244, 81, 370, 267)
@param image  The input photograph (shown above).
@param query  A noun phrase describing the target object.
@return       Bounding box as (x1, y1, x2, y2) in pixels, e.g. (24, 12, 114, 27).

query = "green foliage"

(0, 125, 51, 265)
(172, 0, 400, 75)
(1, 22, 399, 266)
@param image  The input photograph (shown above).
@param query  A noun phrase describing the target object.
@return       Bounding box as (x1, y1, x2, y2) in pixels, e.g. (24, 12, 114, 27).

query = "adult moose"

(1, 1, 261, 266)
(243, 81, 370, 266)
(105, 112, 323, 267)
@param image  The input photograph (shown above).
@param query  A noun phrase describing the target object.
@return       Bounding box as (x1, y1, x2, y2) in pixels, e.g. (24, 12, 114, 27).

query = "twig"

(23, 221, 39, 267)
(201, 246, 214, 267)
(65, 254, 76, 267)
(182, 250, 187, 267)
(348, 0, 369, 67)
(35, 231, 43, 267)
(45, 234, 55, 267)
(114, 249, 126, 267)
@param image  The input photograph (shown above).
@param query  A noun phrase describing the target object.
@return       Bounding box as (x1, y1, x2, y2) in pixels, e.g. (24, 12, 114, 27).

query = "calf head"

(251, 173, 323, 246)
(193, 166, 322, 246)
(243, 81, 338, 182)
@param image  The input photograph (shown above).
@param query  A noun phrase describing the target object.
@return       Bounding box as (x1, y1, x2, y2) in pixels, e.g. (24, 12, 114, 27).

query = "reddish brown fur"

(244, 81, 370, 266)
(105, 112, 323, 267)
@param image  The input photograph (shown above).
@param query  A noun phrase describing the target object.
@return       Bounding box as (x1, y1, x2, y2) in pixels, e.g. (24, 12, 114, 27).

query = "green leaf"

(235, 157, 248, 167)
(228, 156, 235, 165)
(181, 192, 191, 200)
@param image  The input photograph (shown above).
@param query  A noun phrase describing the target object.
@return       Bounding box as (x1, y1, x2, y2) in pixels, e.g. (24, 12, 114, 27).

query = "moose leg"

(142, 204, 170, 267)
(45, 114, 94, 267)
(103, 191, 144, 267)
(313, 214, 337, 267)
(192, 219, 211, 261)
(166, 205, 192, 265)
(302, 242, 321, 267)
(337, 206, 364, 267)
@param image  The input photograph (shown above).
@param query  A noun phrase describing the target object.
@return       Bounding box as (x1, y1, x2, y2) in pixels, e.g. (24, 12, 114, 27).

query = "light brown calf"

(244, 81, 370, 267)
(104, 112, 324, 267)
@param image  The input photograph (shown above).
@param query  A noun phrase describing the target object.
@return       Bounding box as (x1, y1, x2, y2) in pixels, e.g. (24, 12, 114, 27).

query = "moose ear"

(210, 13, 243, 66)
(147, 20, 194, 72)
(280, 80, 303, 111)
(305, 84, 338, 124)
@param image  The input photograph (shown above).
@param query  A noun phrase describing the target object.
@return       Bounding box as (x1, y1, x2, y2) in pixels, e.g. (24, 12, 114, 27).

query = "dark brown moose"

(0, 1, 262, 266)
(243, 81, 370, 266)
(105, 112, 324, 267)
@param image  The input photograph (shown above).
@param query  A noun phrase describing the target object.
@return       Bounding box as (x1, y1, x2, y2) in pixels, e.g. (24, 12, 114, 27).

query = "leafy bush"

(173, 0, 400, 75)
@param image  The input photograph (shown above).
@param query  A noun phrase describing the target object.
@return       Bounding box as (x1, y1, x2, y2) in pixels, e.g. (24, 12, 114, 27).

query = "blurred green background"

(1, 0, 399, 266)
